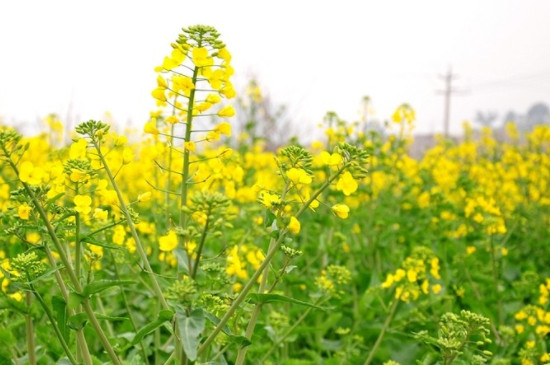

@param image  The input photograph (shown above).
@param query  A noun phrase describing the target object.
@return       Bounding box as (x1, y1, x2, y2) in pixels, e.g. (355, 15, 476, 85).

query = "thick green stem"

(25, 292, 37, 365)
(180, 66, 200, 224)
(363, 296, 399, 365)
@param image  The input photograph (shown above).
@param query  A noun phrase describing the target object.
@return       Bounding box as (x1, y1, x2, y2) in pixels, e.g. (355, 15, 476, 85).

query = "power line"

(469, 69, 550, 91)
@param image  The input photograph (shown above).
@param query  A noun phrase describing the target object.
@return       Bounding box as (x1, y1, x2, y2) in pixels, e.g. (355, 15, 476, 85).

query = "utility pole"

(436, 66, 462, 138)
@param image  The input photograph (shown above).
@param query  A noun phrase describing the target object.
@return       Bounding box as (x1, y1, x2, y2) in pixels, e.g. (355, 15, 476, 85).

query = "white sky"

(1, 0, 550, 136)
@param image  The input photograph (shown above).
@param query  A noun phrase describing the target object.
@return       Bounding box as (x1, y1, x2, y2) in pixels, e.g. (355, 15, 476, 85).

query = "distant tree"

(503, 110, 518, 125)
(475, 110, 498, 128)
(524, 102, 550, 131)
(235, 78, 298, 150)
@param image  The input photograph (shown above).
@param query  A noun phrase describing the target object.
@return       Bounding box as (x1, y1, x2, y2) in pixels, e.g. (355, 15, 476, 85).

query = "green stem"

(75, 184, 82, 286)
(29, 283, 78, 365)
(191, 206, 212, 279)
(260, 297, 327, 362)
(180, 66, 199, 223)
(489, 234, 502, 326)
(110, 251, 150, 364)
(174, 50, 199, 365)
(363, 296, 399, 365)
(43, 245, 93, 365)
(92, 140, 169, 310)
(234, 237, 276, 365)
(25, 292, 37, 365)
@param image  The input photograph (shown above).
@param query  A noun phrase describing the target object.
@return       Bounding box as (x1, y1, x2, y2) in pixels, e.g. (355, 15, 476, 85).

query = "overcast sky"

(1, 0, 550, 136)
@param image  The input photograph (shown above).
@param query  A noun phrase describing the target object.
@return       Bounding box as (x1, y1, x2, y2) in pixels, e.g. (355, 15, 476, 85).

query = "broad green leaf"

(177, 308, 205, 361)
(122, 309, 174, 351)
(68, 292, 84, 310)
(68, 312, 88, 330)
(0, 328, 16, 347)
(82, 280, 135, 297)
(52, 296, 69, 342)
(247, 293, 326, 310)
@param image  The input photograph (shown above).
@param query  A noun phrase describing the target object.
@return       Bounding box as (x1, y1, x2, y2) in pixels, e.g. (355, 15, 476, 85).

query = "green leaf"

(29, 265, 64, 284)
(68, 312, 88, 330)
(52, 296, 69, 342)
(264, 210, 276, 228)
(68, 292, 84, 310)
(82, 280, 135, 297)
(79, 235, 123, 250)
(247, 293, 326, 310)
(122, 309, 174, 351)
(94, 313, 129, 322)
(0, 328, 16, 347)
(56, 358, 73, 365)
(173, 247, 190, 274)
(203, 311, 251, 347)
(177, 308, 205, 361)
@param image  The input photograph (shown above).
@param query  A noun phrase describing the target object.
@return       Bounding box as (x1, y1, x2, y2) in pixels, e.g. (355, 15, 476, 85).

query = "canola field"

(1, 25, 550, 365)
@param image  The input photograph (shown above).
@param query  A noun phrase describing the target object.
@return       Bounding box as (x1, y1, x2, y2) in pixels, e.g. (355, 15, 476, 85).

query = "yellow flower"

(184, 141, 196, 152)
(214, 122, 232, 136)
(331, 204, 350, 219)
(430, 258, 440, 279)
(26, 232, 41, 245)
(19, 161, 44, 185)
(144, 120, 159, 135)
(286, 168, 312, 185)
(93, 208, 108, 221)
(70, 169, 89, 183)
(407, 269, 417, 283)
(206, 94, 222, 104)
(18, 204, 32, 220)
(172, 75, 195, 96)
(260, 192, 281, 209)
(151, 87, 167, 102)
(217, 105, 236, 118)
(8, 292, 23, 302)
(159, 231, 178, 252)
(73, 195, 92, 215)
(206, 131, 220, 142)
(320, 151, 342, 166)
(192, 47, 212, 67)
(432, 284, 442, 294)
(287, 216, 301, 234)
(165, 115, 178, 125)
(217, 48, 232, 62)
(336, 171, 358, 196)
(381, 274, 394, 288)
